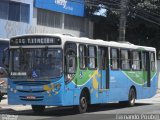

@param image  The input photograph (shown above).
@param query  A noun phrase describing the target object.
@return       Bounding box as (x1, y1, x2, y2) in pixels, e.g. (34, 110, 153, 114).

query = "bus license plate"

(26, 96, 36, 100)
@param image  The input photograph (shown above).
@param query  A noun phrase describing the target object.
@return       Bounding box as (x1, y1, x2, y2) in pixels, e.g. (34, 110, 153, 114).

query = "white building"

(0, 0, 93, 39)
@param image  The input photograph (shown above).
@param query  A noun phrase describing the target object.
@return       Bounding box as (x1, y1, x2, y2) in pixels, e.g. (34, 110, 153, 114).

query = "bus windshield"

(10, 48, 63, 80)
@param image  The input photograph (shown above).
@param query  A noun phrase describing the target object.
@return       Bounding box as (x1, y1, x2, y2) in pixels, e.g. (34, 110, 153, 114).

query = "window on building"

(132, 51, 141, 70)
(79, 45, 87, 69)
(64, 14, 85, 32)
(20, 3, 30, 23)
(151, 52, 155, 71)
(0, 1, 30, 23)
(88, 46, 97, 69)
(9, 2, 20, 22)
(0, 1, 8, 19)
(37, 9, 62, 28)
(110, 48, 119, 70)
(120, 49, 130, 70)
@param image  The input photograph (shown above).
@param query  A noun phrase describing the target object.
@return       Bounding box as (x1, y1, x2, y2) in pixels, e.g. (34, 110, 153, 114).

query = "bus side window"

(132, 51, 141, 70)
(98, 47, 106, 70)
(151, 52, 155, 71)
(110, 48, 119, 70)
(79, 45, 87, 69)
(142, 52, 147, 70)
(120, 49, 130, 70)
(88, 46, 97, 69)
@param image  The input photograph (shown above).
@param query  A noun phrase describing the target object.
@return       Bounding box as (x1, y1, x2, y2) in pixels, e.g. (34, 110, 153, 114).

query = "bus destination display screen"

(10, 36, 61, 46)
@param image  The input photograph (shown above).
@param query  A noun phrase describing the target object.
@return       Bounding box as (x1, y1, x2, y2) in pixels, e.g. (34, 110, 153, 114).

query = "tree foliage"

(86, 0, 160, 52)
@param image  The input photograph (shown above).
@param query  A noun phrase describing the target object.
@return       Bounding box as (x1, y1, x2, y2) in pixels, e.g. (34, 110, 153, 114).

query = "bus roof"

(10, 34, 156, 52)
(58, 34, 156, 52)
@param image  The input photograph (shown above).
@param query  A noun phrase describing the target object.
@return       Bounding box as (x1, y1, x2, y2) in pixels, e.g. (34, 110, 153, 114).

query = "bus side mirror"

(2, 48, 9, 69)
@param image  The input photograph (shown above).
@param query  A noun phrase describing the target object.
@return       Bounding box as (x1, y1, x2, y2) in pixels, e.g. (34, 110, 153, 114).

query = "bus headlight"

(54, 83, 61, 91)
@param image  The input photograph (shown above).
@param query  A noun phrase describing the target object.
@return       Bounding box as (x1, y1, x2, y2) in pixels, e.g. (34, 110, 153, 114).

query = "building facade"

(0, 0, 93, 39)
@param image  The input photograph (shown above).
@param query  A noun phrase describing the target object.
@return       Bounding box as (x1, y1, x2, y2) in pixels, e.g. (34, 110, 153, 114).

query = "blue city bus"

(6, 34, 157, 113)
(0, 38, 9, 99)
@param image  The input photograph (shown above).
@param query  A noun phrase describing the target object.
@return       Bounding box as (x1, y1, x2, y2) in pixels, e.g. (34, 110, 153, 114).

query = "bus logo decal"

(32, 71, 38, 78)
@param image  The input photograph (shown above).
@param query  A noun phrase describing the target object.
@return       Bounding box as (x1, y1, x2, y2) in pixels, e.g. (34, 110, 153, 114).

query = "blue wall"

(35, 0, 85, 17)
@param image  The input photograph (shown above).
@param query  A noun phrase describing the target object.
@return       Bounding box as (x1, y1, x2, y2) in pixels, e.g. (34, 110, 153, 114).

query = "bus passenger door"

(98, 47, 109, 103)
(64, 42, 77, 105)
(142, 51, 151, 88)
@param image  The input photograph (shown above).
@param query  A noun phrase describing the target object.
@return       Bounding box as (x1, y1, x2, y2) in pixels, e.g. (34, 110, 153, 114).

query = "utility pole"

(119, 0, 128, 42)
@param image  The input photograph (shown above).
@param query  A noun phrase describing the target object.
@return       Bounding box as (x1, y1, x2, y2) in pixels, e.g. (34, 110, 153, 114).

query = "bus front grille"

(17, 90, 46, 93)
(13, 81, 50, 86)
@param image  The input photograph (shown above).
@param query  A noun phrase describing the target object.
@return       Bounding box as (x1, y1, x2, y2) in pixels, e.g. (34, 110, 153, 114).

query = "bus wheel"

(128, 88, 136, 107)
(78, 91, 88, 113)
(32, 105, 45, 113)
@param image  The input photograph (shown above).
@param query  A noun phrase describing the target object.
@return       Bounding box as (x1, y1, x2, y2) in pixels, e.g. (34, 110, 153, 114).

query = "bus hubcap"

(81, 97, 86, 108)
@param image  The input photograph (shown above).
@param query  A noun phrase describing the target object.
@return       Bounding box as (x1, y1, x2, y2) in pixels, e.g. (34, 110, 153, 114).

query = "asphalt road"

(0, 94, 160, 120)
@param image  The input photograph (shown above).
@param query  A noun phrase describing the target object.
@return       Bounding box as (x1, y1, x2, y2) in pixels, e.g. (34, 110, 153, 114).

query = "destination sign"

(10, 36, 61, 46)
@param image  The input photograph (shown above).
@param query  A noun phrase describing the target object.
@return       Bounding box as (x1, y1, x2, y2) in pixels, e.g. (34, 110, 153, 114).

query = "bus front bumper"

(8, 86, 64, 106)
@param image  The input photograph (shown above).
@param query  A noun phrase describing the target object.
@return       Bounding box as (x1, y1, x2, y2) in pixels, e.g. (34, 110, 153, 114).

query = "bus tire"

(31, 105, 45, 113)
(128, 88, 136, 107)
(77, 91, 88, 113)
